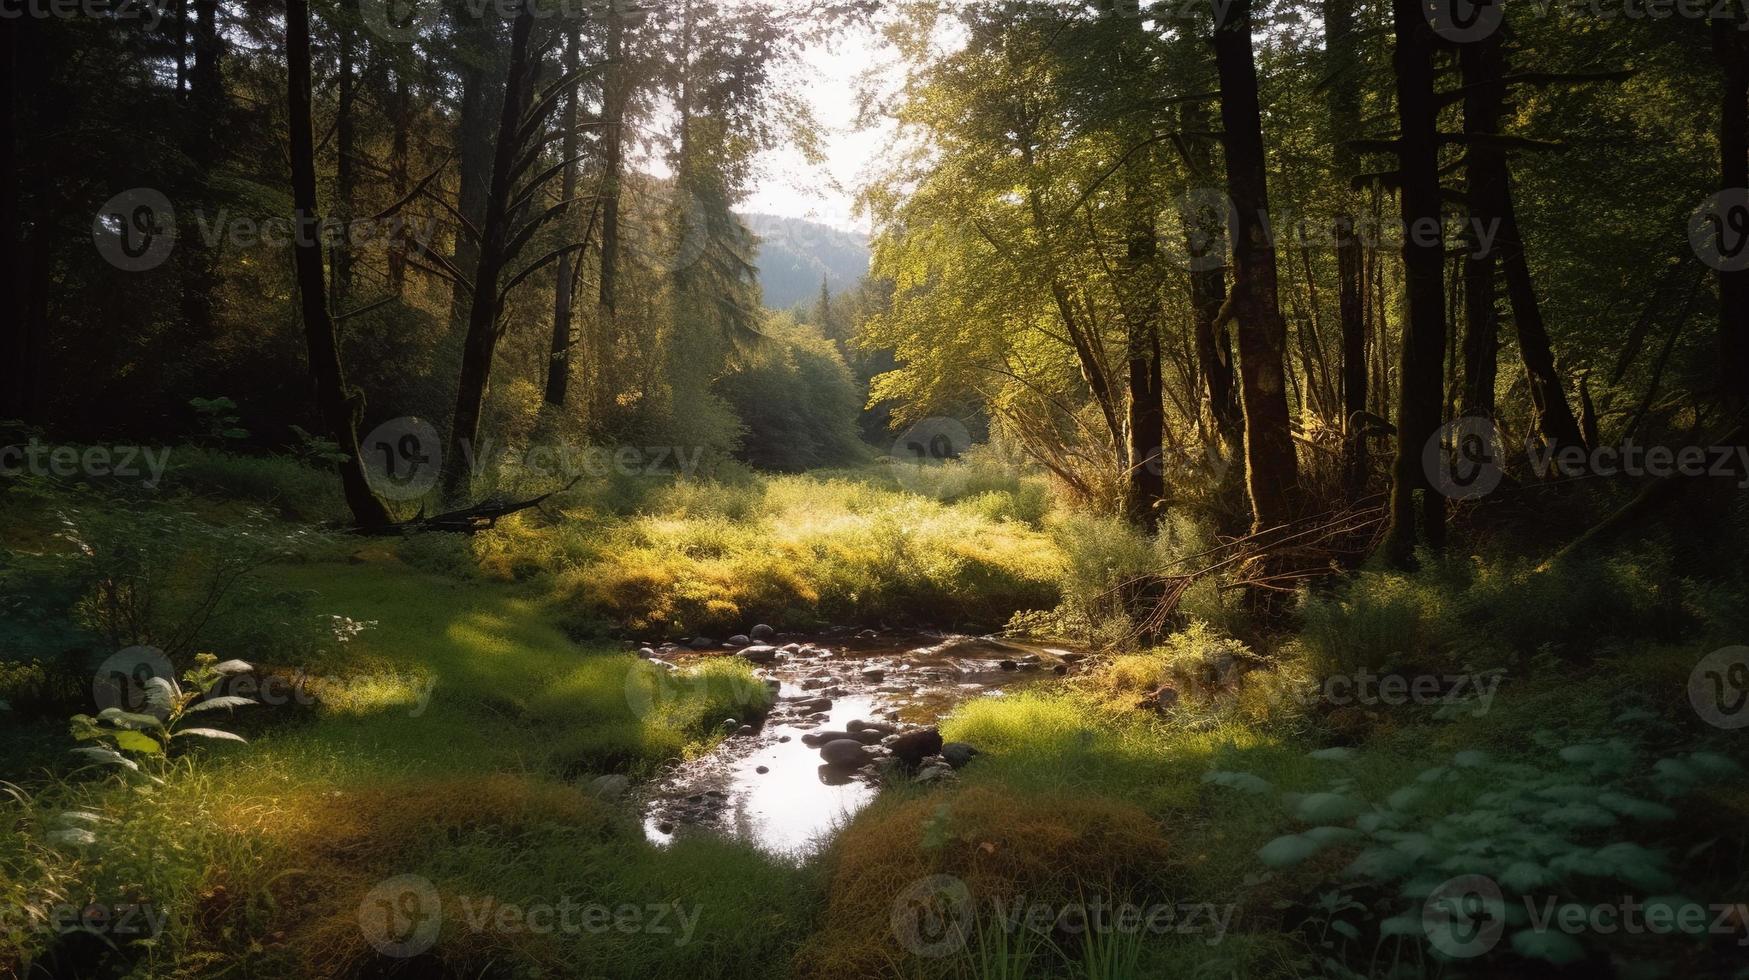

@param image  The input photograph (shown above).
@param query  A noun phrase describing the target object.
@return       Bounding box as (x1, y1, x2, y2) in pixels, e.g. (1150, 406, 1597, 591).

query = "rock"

(723, 718, 739, 730)
(860, 667, 886, 683)
(857, 628, 879, 638)
(735, 725, 755, 737)
(739, 645, 780, 664)
(887, 727, 944, 765)
(756, 765, 769, 774)
(789, 696, 832, 713)
(801, 677, 828, 690)
(777, 735, 791, 743)
(801, 730, 856, 746)
(586, 774, 631, 800)
(657, 821, 675, 834)
(782, 642, 802, 653)
(847, 719, 897, 736)
(636, 647, 656, 659)
(820, 739, 870, 768)
(727, 634, 751, 647)
(751, 624, 776, 640)
(689, 636, 715, 650)
(915, 761, 955, 783)
(851, 729, 886, 745)
(942, 742, 980, 769)
(998, 659, 1018, 671)
(1053, 664, 1068, 675)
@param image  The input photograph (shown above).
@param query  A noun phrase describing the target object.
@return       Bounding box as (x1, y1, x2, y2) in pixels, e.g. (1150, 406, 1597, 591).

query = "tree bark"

(1212, 0, 1301, 534)
(286, 0, 391, 529)
(1182, 97, 1242, 460)
(1379, 0, 1448, 565)
(387, 64, 411, 296)
(1459, 34, 1502, 420)
(1325, 0, 1367, 495)
(545, 30, 582, 408)
(333, 0, 358, 307)
(179, 0, 222, 344)
(1716, 21, 1749, 416)
(441, 1, 538, 498)
(0, 8, 19, 422)
(1123, 164, 1167, 531)
(449, 0, 503, 352)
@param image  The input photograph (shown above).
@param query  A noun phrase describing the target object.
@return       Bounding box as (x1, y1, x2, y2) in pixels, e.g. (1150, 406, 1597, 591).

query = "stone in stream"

(636, 647, 656, 659)
(788, 696, 832, 713)
(751, 624, 776, 640)
(942, 742, 981, 768)
(727, 634, 751, 647)
(820, 739, 871, 768)
(738, 645, 780, 664)
(735, 725, 756, 737)
(998, 659, 1018, 671)
(860, 667, 885, 683)
(886, 727, 944, 766)
(689, 636, 715, 650)
(756, 765, 769, 774)
(801, 730, 856, 746)
(847, 719, 897, 736)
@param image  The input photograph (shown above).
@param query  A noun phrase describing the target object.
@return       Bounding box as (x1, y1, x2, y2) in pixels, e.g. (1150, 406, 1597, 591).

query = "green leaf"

(112, 730, 162, 755)
(1296, 792, 1364, 823)
(186, 696, 256, 713)
(1510, 928, 1586, 965)
(70, 746, 138, 771)
(1258, 834, 1321, 868)
(176, 727, 246, 743)
(96, 708, 163, 730)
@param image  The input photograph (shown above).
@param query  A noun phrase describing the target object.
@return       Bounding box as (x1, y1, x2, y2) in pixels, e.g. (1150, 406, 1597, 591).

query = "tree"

(1211, 0, 1301, 535)
(285, 0, 392, 529)
(1379, 0, 1447, 565)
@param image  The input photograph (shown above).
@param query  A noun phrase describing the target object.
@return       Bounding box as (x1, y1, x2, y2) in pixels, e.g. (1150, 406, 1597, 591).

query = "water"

(638, 631, 1081, 854)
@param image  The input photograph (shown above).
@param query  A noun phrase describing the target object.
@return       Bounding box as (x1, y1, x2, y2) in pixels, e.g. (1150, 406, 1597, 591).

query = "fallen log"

(354, 477, 582, 535)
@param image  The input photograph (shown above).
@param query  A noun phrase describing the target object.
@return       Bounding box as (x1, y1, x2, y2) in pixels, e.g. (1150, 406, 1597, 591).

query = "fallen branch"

(354, 477, 582, 535)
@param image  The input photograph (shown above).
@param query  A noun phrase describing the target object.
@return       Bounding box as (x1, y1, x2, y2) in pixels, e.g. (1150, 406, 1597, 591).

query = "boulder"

(847, 719, 897, 736)
(860, 667, 886, 683)
(727, 634, 751, 647)
(1140, 685, 1180, 713)
(789, 696, 832, 713)
(636, 647, 656, 659)
(801, 730, 855, 746)
(739, 645, 781, 664)
(886, 727, 944, 765)
(820, 739, 870, 768)
(751, 624, 776, 640)
(942, 742, 980, 769)
(688, 636, 715, 650)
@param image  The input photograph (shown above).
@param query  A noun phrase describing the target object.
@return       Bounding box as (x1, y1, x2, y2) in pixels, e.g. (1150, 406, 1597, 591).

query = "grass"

(5, 457, 1748, 978)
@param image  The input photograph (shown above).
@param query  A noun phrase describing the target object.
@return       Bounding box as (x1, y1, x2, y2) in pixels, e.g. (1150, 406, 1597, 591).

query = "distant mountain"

(740, 213, 871, 311)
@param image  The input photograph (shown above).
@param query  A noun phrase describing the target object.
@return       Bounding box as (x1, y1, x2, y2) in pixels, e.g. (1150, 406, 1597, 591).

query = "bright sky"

(740, 23, 897, 234)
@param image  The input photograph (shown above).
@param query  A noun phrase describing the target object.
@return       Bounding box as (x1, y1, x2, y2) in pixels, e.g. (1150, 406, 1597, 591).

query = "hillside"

(741, 212, 871, 310)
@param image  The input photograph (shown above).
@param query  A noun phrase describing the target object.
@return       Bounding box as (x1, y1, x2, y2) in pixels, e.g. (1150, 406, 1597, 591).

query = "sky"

(739, 23, 897, 234)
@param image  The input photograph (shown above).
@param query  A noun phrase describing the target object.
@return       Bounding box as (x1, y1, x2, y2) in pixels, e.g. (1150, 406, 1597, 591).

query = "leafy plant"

(69, 653, 256, 773)
(189, 396, 248, 443)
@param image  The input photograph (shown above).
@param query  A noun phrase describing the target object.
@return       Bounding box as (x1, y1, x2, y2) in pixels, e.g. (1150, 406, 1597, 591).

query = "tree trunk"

(1123, 165, 1166, 531)
(1379, 0, 1447, 565)
(1182, 97, 1242, 461)
(286, 0, 391, 530)
(1716, 21, 1749, 416)
(1212, 0, 1301, 534)
(333, 0, 358, 308)
(545, 30, 582, 408)
(0, 8, 19, 422)
(449, 0, 503, 352)
(1459, 32, 1503, 421)
(1325, 0, 1367, 495)
(179, 0, 221, 344)
(441, 1, 538, 498)
(1497, 182, 1585, 450)
(387, 65, 411, 296)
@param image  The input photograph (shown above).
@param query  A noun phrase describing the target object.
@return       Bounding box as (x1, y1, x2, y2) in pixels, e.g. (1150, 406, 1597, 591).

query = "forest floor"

(2, 455, 1747, 978)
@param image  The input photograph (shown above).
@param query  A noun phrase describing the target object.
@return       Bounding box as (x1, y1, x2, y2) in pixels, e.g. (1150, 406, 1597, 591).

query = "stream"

(635, 629, 1084, 854)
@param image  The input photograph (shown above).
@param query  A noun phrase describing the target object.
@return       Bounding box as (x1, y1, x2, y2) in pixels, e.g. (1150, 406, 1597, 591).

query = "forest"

(2, 0, 1748, 977)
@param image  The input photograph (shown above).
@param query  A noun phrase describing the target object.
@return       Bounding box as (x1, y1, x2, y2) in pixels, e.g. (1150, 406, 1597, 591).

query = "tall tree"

(544, 29, 584, 409)
(1325, 0, 1369, 495)
(285, 0, 392, 529)
(1379, 0, 1448, 564)
(1716, 20, 1749, 416)
(1211, 0, 1301, 534)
